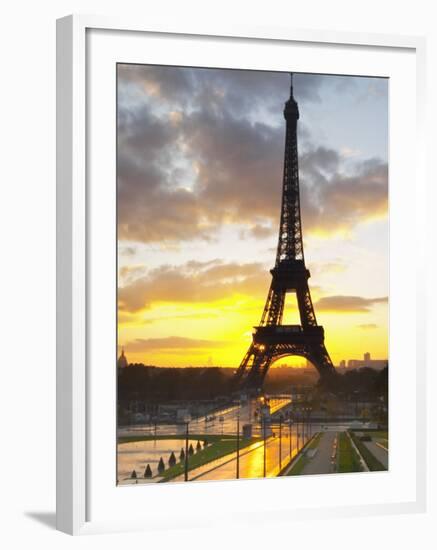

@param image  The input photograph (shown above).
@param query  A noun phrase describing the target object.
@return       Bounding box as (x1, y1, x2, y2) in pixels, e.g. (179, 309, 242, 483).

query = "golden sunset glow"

(117, 66, 388, 370)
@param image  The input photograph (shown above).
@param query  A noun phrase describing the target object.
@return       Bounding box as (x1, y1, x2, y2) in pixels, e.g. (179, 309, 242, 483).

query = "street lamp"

(219, 416, 224, 435)
(296, 412, 300, 452)
(236, 405, 240, 479)
(308, 407, 312, 439)
(184, 421, 189, 482)
(289, 415, 293, 458)
(262, 416, 267, 478)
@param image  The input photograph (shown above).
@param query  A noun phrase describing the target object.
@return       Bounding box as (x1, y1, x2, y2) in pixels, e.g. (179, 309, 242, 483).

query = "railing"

(255, 325, 303, 334)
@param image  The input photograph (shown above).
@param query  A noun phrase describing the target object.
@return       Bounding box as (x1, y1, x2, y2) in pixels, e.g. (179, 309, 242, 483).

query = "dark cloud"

(117, 65, 387, 245)
(314, 295, 387, 313)
(300, 152, 388, 235)
(118, 65, 326, 114)
(118, 260, 268, 313)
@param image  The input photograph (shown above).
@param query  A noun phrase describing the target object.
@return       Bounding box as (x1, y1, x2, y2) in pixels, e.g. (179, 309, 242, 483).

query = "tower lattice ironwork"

(234, 74, 337, 390)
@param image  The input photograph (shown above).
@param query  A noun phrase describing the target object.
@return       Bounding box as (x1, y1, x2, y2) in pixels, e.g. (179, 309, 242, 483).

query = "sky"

(117, 64, 388, 369)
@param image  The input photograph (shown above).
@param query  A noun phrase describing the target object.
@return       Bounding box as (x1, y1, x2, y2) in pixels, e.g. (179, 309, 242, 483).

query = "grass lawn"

(307, 432, 322, 450)
(157, 437, 260, 481)
(285, 432, 321, 476)
(286, 455, 310, 476)
(118, 433, 232, 445)
(337, 432, 362, 473)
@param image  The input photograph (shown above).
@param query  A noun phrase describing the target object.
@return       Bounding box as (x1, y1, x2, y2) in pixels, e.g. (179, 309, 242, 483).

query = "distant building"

(339, 360, 346, 368)
(117, 348, 128, 369)
(347, 352, 387, 370)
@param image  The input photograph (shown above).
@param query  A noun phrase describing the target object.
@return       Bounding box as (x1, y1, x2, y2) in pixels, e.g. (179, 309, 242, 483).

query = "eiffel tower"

(235, 73, 337, 391)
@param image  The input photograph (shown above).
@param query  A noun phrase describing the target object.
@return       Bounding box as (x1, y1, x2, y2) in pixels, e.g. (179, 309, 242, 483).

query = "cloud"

(314, 295, 387, 313)
(357, 323, 378, 330)
(119, 264, 147, 284)
(145, 311, 220, 324)
(118, 65, 326, 114)
(309, 259, 347, 276)
(117, 65, 388, 245)
(118, 245, 137, 257)
(124, 336, 227, 352)
(118, 259, 268, 312)
(300, 150, 388, 236)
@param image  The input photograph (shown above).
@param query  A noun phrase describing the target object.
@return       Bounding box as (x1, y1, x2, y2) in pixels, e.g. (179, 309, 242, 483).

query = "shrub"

(188, 443, 194, 456)
(168, 452, 176, 467)
(144, 464, 152, 478)
(158, 457, 165, 473)
(130, 469, 137, 479)
(196, 441, 202, 452)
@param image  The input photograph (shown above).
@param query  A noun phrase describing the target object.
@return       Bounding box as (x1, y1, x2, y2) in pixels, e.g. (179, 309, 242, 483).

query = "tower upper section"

(283, 74, 300, 121)
(275, 73, 305, 266)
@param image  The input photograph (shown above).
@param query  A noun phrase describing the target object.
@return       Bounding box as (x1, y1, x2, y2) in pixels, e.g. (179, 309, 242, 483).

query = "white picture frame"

(56, 14, 427, 535)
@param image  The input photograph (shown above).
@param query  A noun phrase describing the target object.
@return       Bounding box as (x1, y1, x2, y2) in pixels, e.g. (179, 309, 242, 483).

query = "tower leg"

(234, 344, 256, 385)
(234, 344, 275, 392)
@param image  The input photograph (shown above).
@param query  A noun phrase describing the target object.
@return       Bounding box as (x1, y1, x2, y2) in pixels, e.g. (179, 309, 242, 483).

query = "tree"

(180, 448, 185, 461)
(144, 464, 152, 478)
(130, 469, 137, 479)
(168, 452, 176, 467)
(203, 439, 208, 448)
(188, 443, 194, 456)
(196, 440, 202, 452)
(158, 457, 165, 473)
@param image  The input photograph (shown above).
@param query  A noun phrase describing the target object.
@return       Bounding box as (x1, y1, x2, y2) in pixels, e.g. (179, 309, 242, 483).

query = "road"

(171, 424, 310, 482)
(296, 431, 337, 475)
(363, 440, 388, 469)
(118, 397, 291, 439)
(119, 421, 376, 484)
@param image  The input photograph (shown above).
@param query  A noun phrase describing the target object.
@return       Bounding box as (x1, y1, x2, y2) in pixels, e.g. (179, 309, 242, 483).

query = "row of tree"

(129, 440, 208, 481)
(118, 364, 388, 404)
(118, 366, 230, 403)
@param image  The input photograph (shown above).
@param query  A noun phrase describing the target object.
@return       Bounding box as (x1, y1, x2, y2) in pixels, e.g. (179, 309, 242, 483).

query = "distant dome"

(117, 348, 128, 369)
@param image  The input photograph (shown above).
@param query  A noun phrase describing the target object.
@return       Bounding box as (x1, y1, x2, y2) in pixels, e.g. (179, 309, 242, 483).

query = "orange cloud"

(124, 336, 227, 353)
(314, 295, 387, 313)
(118, 260, 268, 313)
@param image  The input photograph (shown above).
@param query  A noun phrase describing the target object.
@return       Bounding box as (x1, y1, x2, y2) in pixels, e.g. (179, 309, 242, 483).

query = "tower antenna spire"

(290, 72, 294, 96)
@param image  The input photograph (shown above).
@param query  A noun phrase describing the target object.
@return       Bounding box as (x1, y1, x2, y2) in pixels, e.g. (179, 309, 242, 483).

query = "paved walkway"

(298, 431, 337, 475)
(171, 429, 308, 482)
(363, 441, 388, 469)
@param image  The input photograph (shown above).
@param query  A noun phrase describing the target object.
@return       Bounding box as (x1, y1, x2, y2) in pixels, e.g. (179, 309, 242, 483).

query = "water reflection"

(118, 438, 199, 482)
